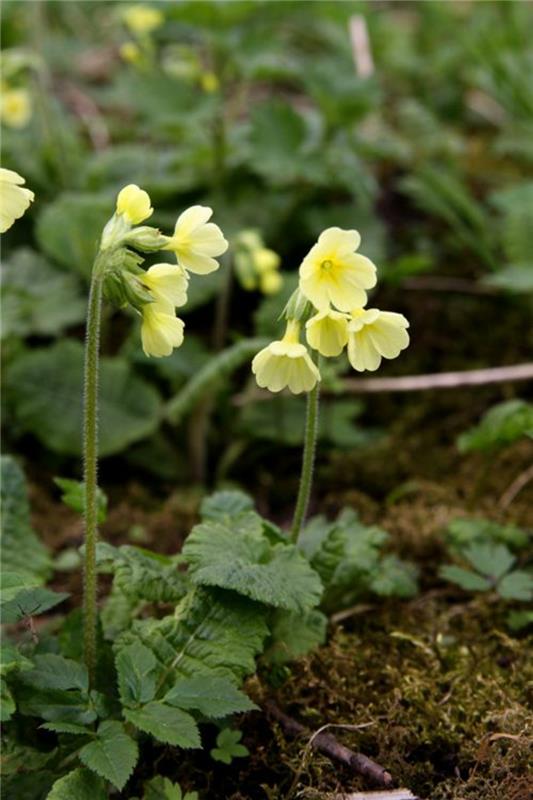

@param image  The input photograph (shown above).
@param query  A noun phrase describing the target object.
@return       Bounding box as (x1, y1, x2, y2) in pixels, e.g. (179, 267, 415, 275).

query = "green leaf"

(0, 573, 69, 623)
(457, 400, 533, 453)
(124, 702, 201, 748)
(1, 248, 86, 339)
(498, 571, 533, 601)
(121, 587, 268, 689)
(98, 543, 189, 604)
(445, 517, 529, 551)
(163, 676, 257, 718)
(507, 609, 533, 631)
(79, 720, 138, 791)
(16, 685, 97, 725)
(370, 555, 419, 598)
(266, 609, 327, 665)
(183, 519, 322, 613)
(0, 641, 33, 677)
(200, 490, 254, 522)
(20, 654, 88, 693)
(210, 728, 248, 765)
(248, 100, 307, 184)
(115, 641, 157, 707)
(54, 478, 108, 524)
(46, 768, 107, 800)
(1, 678, 16, 722)
(0, 456, 51, 583)
(41, 722, 90, 735)
(36, 192, 112, 278)
(143, 775, 198, 800)
(464, 544, 515, 580)
(7, 340, 162, 457)
(439, 565, 492, 592)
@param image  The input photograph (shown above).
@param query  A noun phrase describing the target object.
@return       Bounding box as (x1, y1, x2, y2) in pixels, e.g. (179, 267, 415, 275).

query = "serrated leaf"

(98, 543, 189, 604)
(163, 676, 257, 717)
(370, 555, 419, 598)
(439, 565, 492, 592)
(210, 728, 248, 764)
(124, 702, 201, 748)
(116, 641, 157, 707)
(79, 720, 138, 791)
(17, 685, 97, 725)
(498, 570, 533, 601)
(46, 768, 107, 800)
(465, 544, 515, 580)
(7, 340, 162, 457)
(200, 490, 254, 522)
(266, 609, 327, 665)
(183, 520, 322, 613)
(143, 775, 198, 800)
(20, 654, 89, 693)
(41, 721, 90, 735)
(0, 456, 51, 583)
(0, 573, 69, 623)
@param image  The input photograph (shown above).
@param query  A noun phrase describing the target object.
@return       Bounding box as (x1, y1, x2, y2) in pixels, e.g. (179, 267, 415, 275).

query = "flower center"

(320, 259, 334, 272)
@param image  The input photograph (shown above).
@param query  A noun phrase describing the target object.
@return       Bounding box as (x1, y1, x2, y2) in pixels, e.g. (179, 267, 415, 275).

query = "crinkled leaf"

(370, 555, 419, 598)
(46, 768, 107, 800)
(124, 702, 201, 748)
(20, 654, 89, 693)
(115, 641, 158, 707)
(163, 676, 257, 718)
(79, 720, 138, 791)
(266, 608, 327, 665)
(200, 490, 254, 522)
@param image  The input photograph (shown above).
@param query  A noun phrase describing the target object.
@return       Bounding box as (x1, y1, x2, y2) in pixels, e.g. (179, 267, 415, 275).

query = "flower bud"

(122, 226, 170, 252)
(283, 288, 312, 322)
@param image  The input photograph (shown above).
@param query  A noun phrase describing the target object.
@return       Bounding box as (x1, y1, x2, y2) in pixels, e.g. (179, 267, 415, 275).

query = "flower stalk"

(82, 265, 103, 682)
(291, 359, 320, 544)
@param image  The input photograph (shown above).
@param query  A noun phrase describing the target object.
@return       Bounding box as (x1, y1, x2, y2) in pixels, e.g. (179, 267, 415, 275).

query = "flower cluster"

(119, 4, 164, 67)
(0, 85, 31, 129)
(252, 227, 409, 394)
(99, 184, 228, 358)
(234, 229, 282, 295)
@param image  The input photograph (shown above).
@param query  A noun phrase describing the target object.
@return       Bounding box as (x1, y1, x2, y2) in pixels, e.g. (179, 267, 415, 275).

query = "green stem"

(83, 270, 103, 682)
(291, 376, 320, 544)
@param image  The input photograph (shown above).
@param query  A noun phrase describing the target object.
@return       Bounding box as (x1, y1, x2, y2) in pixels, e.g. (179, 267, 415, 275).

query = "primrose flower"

(116, 184, 153, 225)
(140, 262, 188, 308)
(252, 320, 320, 395)
(0, 168, 34, 233)
(347, 308, 410, 372)
(122, 4, 164, 35)
(200, 71, 219, 93)
(260, 269, 283, 295)
(165, 205, 228, 274)
(0, 87, 32, 128)
(120, 41, 142, 64)
(141, 302, 184, 358)
(306, 308, 349, 358)
(299, 227, 377, 312)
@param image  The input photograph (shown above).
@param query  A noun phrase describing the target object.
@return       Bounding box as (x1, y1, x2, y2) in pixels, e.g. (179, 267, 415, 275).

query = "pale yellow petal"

(0, 171, 34, 233)
(116, 184, 153, 224)
(141, 263, 188, 307)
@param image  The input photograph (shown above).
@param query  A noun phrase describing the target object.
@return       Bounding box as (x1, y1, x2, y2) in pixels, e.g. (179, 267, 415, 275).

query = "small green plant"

(440, 543, 532, 601)
(210, 728, 249, 765)
(457, 399, 533, 453)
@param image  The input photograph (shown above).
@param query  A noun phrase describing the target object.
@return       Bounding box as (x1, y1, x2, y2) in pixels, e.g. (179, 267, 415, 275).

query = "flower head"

(116, 184, 153, 225)
(306, 308, 349, 358)
(120, 41, 142, 64)
(252, 320, 320, 395)
(141, 303, 184, 357)
(122, 4, 164, 35)
(299, 227, 377, 312)
(165, 205, 228, 274)
(0, 168, 34, 233)
(260, 269, 282, 295)
(347, 308, 410, 372)
(140, 262, 188, 308)
(0, 87, 32, 128)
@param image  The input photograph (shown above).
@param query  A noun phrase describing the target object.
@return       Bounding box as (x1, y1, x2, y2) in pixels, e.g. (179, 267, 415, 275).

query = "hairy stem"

(291, 374, 320, 543)
(83, 269, 103, 682)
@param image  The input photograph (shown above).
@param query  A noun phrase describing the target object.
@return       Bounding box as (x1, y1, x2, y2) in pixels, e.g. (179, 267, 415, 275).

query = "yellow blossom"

(120, 41, 142, 64)
(0, 87, 32, 128)
(347, 308, 410, 372)
(141, 302, 184, 357)
(200, 71, 219, 93)
(165, 205, 228, 274)
(116, 184, 153, 225)
(306, 308, 349, 358)
(0, 168, 34, 233)
(260, 269, 283, 295)
(122, 4, 164, 35)
(254, 247, 280, 274)
(299, 227, 377, 312)
(252, 320, 320, 395)
(139, 262, 188, 308)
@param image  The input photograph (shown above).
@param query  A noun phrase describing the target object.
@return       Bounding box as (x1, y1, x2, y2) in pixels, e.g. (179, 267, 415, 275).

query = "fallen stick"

(264, 701, 393, 788)
(334, 791, 420, 800)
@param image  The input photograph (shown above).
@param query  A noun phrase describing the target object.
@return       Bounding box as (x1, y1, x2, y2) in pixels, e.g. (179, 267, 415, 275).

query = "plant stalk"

(82, 269, 103, 682)
(291, 374, 320, 543)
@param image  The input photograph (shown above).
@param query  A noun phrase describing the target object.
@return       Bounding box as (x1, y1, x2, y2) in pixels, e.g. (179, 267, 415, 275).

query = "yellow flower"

(299, 227, 377, 312)
(116, 184, 153, 225)
(254, 247, 280, 274)
(252, 320, 321, 395)
(347, 308, 410, 372)
(139, 262, 188, 308)
(165, 205, 228, 274)
(260, 269, 283, 295)
(120, 41, 142, 64)
(122, 4, 164, 35)
(141, 303, 184, 357)
(306, 309, 349, 358)
(0, 168, 34, 233)
(0, 87, 32, 128)
(200, 71, 219, 93)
